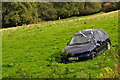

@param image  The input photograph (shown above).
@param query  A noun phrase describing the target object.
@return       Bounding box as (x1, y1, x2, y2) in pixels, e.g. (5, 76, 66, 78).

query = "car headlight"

(61, 49, 68, 56)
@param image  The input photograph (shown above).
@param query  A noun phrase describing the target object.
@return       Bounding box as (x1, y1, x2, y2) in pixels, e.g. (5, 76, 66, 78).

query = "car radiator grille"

(67, 52, 88, 57)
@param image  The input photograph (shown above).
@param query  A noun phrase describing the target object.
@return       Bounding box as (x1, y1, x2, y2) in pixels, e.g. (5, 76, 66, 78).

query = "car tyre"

(91, 52, 97, 59)
(107, 42, 110, 49)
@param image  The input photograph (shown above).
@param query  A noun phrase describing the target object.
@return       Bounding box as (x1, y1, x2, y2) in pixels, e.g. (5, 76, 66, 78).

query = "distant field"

(2, 10, 119, 78)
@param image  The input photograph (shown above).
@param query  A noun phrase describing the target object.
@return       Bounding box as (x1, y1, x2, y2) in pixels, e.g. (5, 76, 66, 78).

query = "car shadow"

(46, 51, 62, 63)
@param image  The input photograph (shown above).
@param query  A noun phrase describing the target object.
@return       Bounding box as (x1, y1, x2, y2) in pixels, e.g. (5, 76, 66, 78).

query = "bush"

(102, 2, 120, 12)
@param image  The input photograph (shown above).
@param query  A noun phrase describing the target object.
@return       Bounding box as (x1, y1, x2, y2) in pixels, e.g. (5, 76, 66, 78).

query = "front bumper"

(61, 53, 93, 62)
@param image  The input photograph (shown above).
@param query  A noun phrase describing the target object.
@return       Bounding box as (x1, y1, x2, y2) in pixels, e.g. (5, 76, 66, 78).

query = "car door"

(97, 30, 107, 52)
(93, 31, 102, 54)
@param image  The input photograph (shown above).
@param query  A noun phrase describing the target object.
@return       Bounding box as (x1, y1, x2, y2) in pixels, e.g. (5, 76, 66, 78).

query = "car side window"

(97, 30, 105, 40)
(100, 29, 108, 39)
(94, 31, 101, 41)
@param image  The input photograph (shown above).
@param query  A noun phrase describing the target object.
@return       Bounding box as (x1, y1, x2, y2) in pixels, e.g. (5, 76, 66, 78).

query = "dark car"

(61, 29, 111, 63)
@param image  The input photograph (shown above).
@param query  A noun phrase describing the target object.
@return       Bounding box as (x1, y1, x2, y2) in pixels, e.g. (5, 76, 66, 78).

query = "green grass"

(2, 11, 119, 78)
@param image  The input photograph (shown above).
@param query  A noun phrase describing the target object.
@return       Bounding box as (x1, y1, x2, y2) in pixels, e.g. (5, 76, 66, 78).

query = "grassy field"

(2, 10, 119, 78)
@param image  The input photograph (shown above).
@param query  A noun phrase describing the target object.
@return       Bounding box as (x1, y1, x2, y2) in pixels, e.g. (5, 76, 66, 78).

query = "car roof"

(74, 29, 101, 36)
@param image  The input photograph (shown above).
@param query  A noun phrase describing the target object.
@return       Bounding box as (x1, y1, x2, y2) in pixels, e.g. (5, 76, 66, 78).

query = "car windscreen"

(68, 33, 93, 45)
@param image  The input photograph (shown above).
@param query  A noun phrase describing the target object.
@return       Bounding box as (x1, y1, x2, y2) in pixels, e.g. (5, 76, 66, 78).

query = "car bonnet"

(65, 43, 96, 54)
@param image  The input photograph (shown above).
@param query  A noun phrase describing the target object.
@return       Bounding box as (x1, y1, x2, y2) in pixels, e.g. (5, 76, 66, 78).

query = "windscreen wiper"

(69, 43, 82, 45)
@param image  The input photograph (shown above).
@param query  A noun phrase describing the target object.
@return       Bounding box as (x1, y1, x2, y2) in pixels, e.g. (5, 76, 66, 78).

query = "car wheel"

(91, 52, 97, 59)
(107, 42, 110, 49)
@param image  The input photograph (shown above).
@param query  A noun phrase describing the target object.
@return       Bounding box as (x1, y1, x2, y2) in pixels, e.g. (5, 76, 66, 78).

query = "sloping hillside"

(2, 10, 119, 78)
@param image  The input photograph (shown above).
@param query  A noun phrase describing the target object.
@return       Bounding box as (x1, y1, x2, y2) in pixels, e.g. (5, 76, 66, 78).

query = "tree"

(37, 2, 57, 20)
(53, 2, 102, 18)
(53, 2, 74, 19)
(2, 2, 38, 28)
(73, 2, 85, 16)
(81, 2, 102, 15)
